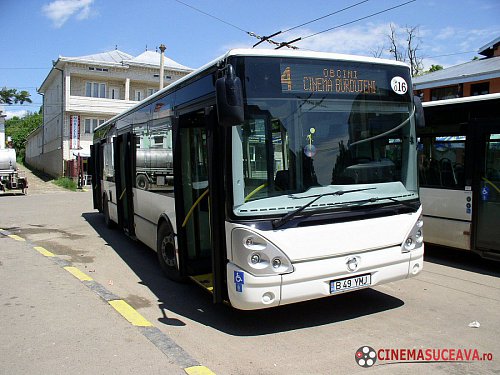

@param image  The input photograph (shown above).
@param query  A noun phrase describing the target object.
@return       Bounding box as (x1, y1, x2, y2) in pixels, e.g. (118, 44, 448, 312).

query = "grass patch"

(53, 177, 77, 191)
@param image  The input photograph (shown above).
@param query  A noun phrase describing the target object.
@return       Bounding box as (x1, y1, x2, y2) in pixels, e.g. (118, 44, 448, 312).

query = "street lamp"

(159, 44, 166, 90)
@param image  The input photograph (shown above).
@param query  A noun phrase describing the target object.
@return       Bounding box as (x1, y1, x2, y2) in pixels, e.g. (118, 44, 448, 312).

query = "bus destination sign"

(280, 63, 381, 95)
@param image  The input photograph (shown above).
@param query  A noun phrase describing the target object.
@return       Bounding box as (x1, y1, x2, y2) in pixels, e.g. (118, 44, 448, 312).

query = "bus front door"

(474, 132, 500, 258)
(176, 107, 224, 302)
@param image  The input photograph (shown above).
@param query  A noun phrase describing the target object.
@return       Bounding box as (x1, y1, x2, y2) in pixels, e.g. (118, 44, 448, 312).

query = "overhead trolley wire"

(276, 0, 417, 49)
(282, 0, 371, 34)
(172, 0, 298, 49)
(172, 0, 415, 51)
(254, 0, 370, 47)
(172, 0, 248, 34)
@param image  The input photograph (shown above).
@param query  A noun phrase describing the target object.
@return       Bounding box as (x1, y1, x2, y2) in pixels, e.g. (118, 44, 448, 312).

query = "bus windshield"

(231, 57, 418, 218)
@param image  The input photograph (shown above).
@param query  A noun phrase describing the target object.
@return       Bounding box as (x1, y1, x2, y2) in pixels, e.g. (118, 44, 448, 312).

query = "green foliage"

(428, 64, 444, 72)
(53, 177, 77, 191)
(0, 87, 32, 104)
(5, 112, 42, 160)
(418, 64, 445, 76)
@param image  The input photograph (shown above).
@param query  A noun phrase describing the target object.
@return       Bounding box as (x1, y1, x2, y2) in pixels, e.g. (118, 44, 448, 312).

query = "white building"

(26, 49, 192, 178)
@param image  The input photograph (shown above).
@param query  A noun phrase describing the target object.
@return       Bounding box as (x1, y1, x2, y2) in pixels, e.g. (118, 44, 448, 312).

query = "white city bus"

(90, 49, 424, 310)
(418, 93, 500, 260)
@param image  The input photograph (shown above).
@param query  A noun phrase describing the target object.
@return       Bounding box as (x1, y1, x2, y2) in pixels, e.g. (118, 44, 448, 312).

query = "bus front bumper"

(227, 245, 423, 310)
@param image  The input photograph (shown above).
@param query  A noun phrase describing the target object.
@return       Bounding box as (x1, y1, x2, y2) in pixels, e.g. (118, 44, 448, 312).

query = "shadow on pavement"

(82, 211, 405, 336)
(424, 244, 500, 278)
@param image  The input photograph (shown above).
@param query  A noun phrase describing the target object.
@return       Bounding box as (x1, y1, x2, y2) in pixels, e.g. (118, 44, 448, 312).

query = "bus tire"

(157, 222, 184, 282)
(103, 195, 115, 229)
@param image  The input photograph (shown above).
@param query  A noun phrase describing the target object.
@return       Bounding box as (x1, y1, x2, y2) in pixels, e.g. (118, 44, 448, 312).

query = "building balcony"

(67, 96, 137, 116)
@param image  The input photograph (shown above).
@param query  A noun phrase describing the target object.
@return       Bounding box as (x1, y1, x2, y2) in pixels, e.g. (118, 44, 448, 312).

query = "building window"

(85, 82, 107, 98)
(430, 86, 460, 101)
(471, 82, 489, 96)
(109, 87, 120, 100)
(153, 74, 172, 79)
(88, 67, 108, 72)
(135, 90, 144, 101)
(147, 88, 158, 97)
(84, 118, 105, 134)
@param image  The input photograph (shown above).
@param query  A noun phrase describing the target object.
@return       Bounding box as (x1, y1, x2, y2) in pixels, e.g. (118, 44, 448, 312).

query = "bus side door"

(114, 132, 135, 236)
(90, 144, 102, 211)
(473, 128, 500, 258)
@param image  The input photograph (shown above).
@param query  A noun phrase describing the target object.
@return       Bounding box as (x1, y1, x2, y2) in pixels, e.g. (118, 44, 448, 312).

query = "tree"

(387, 24, 424, 77)
(0, 87, 32, 105)
(369, 45, 385, 58)
(5, 112, 42, 160)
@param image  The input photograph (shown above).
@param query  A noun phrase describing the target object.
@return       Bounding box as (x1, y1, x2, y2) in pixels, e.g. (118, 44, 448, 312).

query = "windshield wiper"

(339, 194, 417, 210)
(365, 195, 418, 209)
(272, 187, 376, 229)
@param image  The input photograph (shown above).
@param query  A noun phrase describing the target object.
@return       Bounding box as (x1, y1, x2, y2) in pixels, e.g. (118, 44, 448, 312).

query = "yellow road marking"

(108, 300, 153, 327)
(34, 246, 55, 257)
(63, 266, 93, 281)
(8, 234, 25, 242)
(185, 366, 216, 375)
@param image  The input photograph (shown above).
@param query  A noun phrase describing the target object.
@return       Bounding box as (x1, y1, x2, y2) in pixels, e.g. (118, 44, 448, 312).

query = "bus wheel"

(103, 195, 114, 229)
(157, 223, 183, 281)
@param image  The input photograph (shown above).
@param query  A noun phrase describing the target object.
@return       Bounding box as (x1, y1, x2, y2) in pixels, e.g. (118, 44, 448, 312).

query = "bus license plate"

(330, 274, 371, 293)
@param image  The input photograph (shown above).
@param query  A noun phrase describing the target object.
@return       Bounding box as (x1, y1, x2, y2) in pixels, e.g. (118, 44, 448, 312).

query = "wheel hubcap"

(161, 236, 176, 267)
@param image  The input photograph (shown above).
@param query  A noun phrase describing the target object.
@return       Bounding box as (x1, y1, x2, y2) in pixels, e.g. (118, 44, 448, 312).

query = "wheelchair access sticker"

(234, 271, 244, 292)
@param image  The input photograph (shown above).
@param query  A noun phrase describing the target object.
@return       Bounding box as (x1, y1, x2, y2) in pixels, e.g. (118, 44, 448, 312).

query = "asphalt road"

(1, 190, 499, 375)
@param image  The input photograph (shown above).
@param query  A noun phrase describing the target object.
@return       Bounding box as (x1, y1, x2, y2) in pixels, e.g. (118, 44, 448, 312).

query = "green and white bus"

(91, 49, 424, 310)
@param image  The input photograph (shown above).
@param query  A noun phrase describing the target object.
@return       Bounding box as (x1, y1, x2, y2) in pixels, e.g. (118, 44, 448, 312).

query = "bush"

(53, 177, 77, 191)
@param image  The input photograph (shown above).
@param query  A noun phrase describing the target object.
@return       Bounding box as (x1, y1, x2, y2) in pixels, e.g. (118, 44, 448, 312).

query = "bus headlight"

(415, 229, 423, 243)
(404, 237, 415, 251)
(402, 216, 424, 253)
(250, 253, 260, 264)
(232, 228, 294, 276)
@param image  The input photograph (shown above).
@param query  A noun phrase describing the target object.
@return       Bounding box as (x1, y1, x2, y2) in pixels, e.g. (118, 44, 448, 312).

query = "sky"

(0, 0, 499, 119)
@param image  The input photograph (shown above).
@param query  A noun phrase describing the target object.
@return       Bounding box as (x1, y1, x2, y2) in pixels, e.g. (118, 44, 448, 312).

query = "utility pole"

(159, 44, 166, 89)
(0, 108, 6, 149)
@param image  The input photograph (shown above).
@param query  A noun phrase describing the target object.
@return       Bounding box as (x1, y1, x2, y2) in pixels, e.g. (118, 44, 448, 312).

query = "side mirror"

(216, 65, 244, 127)
(413, 95, 425, 128)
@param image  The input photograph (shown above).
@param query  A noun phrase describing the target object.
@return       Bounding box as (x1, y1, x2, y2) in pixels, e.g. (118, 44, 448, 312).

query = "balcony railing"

(67, 96, 137, 115)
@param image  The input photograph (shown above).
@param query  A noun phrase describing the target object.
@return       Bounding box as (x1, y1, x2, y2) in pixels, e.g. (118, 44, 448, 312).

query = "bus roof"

(224, 48, 410, 68)
(95, 49, 410, 134)
(422, 93, 500, 107)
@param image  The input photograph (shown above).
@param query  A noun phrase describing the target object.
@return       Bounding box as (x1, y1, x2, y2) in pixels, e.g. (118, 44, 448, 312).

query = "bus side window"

(418, 136, 465, 189)
(103, 141, 115, 181)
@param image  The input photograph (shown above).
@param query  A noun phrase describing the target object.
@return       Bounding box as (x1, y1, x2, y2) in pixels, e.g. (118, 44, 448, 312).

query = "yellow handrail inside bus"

(119, 188, 126, 200)
(482, 177, 500, 194)
(244, 182, 268, 202)
(182, 188, 209, 228)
